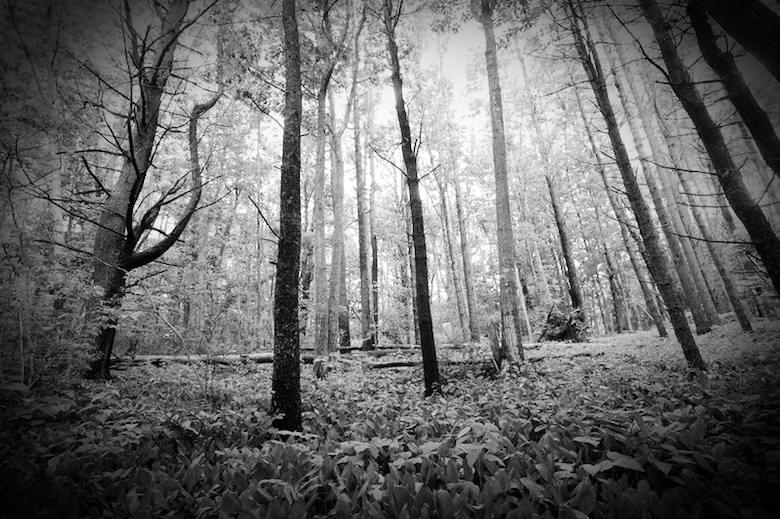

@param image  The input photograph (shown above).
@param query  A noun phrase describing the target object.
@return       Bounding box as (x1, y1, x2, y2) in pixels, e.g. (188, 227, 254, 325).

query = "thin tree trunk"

(271, 0, 303, 431)
(606, 26, 725, 326)
(515, 262, 533, 337)
(454, 178, 480, 341)
(640, 0, 780, 297)
(383, 0, 440, 394)
(354, 80, 373, 349)
(311, 54, 331, 368)
(476, 0, 524, 363)
(370, 148, 379, 348)
(437, 177, 468, 339)
(325, 93, 347, 361)
(404, 194, 420, 345)
(338, 252, 350, 349)
(546, 175, 584, 310)
(679, 174, 753, 331)
(573, 79, 667, 336)
(311, 0, 349, 372)
(604, 37, 716, 333)
(571, 7, 704, 368)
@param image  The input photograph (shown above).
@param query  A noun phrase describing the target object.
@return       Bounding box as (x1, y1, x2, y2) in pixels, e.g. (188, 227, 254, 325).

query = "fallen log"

(115, 349, 606, 370)
(115, 352, 315, 367)
(368, 351, 606, 369)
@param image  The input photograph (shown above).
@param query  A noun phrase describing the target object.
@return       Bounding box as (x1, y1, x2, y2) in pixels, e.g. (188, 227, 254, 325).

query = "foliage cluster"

(2, 323, 779, 518)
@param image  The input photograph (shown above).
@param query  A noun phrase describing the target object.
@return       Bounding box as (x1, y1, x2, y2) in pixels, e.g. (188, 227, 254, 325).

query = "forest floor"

(1, 320, 779, 518)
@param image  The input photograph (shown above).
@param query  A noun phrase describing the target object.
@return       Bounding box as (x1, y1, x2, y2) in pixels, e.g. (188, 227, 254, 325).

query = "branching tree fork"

(89, 0, 221, 379)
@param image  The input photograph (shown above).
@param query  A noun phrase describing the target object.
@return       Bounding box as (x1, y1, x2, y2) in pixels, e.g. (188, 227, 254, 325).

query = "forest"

(1, 0, 779, 516)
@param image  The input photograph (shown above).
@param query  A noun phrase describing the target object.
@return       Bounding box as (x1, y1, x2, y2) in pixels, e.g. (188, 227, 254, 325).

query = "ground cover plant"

(2, 321, 779, 518)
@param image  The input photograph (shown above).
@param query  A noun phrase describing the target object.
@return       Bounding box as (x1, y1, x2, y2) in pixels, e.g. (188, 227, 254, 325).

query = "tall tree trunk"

(325, 92, 347, 363)
(437, 177, 468, 339)
(688, 1, 780, 183)
(311, 0, 349, 371)
(404, 195, 420, 345)
(454, 178, 480, 341)
(573, 78, 667, 336)
(590, 193, 629, 332)
(546, 175, 584, 310)
(371, 157, 379, 348)
(603, 35, 716, 333)
(603, 245, 626, 332)
(271, 0, 303, 431)
(354, 83, 373, 350)
(640, 0, 780, 297)
(679, 173, 753, 332)
(571, 6, 704, 368)
(476, 0, 523, 362)
(383, 0, 440, 394)
(604, 21, 724, 326)
(90, 0, 219, 378)
(697, 0, 780, 84)
(311, 58, 331, 367)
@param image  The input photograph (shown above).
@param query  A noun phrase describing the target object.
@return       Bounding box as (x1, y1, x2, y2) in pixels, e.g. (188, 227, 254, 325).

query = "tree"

(678, 173, 753, 332)
(688, 0, 780, 182)
(311, 0, 350, 377)
(88, 0, 221, 379)
(382, 0, 440, 395)
(435, 173, 468, 339)
(600, 29, 717, 334)
(474, 0, 524, 363)
(696, 0, 780, 84)
(271, 0, 303, 431)
(352, 6, 374, 349)
(570, 2, 705, 370)
(454, 176, 480, 341)
(573, 72, 666, 336)
(639, 0, 780, 297)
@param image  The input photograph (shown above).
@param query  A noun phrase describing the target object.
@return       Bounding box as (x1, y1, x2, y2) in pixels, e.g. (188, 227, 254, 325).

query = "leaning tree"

(88, 0, 220, 379)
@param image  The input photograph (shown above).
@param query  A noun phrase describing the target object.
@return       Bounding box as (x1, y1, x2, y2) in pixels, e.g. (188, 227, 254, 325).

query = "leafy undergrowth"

(2, 321, 779, 518)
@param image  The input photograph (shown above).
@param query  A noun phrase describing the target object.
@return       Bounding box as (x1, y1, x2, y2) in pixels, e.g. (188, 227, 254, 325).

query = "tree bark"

(404, 193, 420, 345)
(573, 78, 667, 337)
(602, 34, 716, 333)
(454, 177, 480, 341)
(89, 0, 221, 379)
(437, 177, 468, 339)
(546, 175, 584, 310)
(476, 0, 523, 363)
(605, 21, 724, 328)
(571, 6, 704, 369)
(383, 0, 440, 395)
(354, 66, 373, 350)
(640, 0, 780, 297)
(689, 0, 780, 184)
(271, 0, 303, 431)
(697, 0, 780, 84)
(679, 173, 753, 331)
(310, 0, 349, 373)
(325, 92, 347, 362)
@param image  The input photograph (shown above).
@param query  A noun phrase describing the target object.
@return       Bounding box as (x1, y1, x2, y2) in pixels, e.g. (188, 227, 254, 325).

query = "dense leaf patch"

(2, 322, 779, 518)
